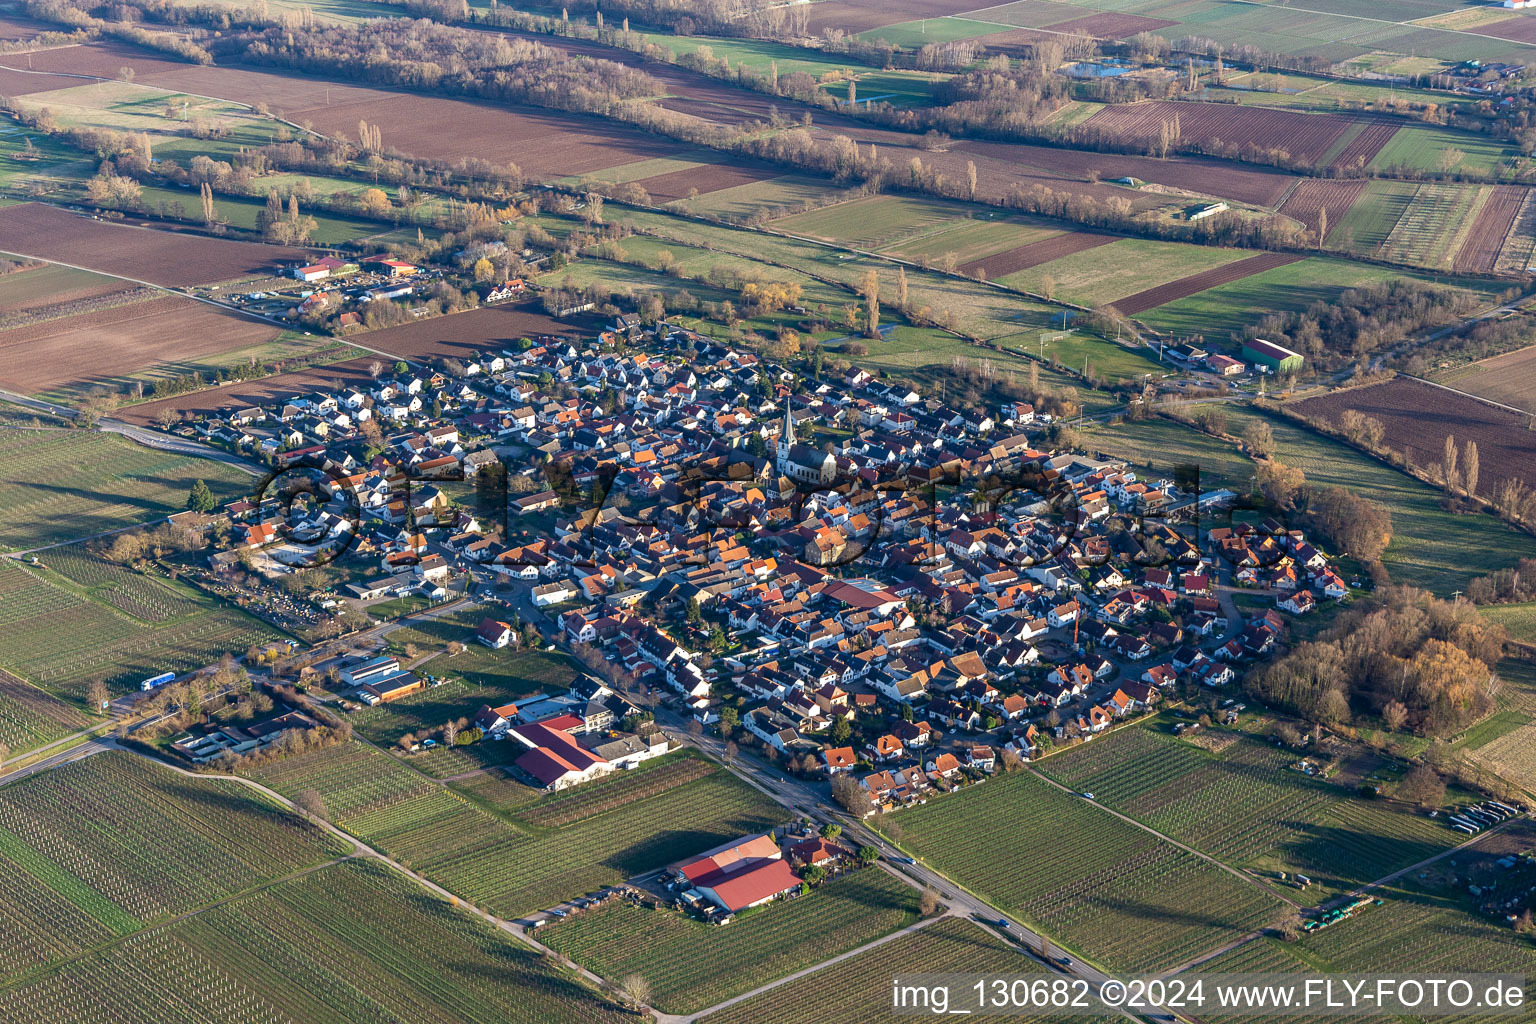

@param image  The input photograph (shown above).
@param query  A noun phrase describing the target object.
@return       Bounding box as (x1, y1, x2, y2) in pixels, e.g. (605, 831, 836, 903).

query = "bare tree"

(919, 886, 941, 916)
(293, 789, 329, 821)
(618, 974, 651, 1009)
(369, 359, 385, 378)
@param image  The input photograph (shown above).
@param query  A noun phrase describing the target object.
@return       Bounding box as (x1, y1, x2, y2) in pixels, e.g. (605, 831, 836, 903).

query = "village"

(159, 262, 1361, 823)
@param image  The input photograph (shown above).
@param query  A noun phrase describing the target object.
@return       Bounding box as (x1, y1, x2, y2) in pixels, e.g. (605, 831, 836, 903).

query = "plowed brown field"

(1115, 251, 1304, 315)
(1277, 178, 1368, 235)
(1042, 12, 1177, 38)
(1084, 101, 1354, 165)
(352, 303, 587, 362)
(1292, 376, 1536, 496)
(0, 295, 278, 393)
(1455, 185, 1526, 275)
(630, 162, 777, 201)
(1472, 16, 1536, 44)
(0, 204, 309, 286)
(136, 64, 674, 180)
(961, 232, 1116, 279)
(1329, 119, 1399, 171)
(117, 356, 380, 426)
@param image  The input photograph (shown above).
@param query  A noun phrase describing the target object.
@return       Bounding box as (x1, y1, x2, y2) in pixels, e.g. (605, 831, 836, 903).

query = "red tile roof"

(695, 858, 801, 912)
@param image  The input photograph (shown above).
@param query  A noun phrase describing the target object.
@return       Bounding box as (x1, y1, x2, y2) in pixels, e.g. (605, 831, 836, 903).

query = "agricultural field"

(1113, 251, 1304, 317)
(1482, 602, 1536, 647)
(0, 291, 293, 400)
(1376, 182, 1485, 271)
(543, 867, 920, 1014)
(996, 238, 1253, 309)
(1370, 123, 1526, 179)
(1136, 257, 1483, 341)
(0, 669, 91, 756)
(1081, 101, 1361, 167)
(0, 751, 344, 985)
(1219, 404, 1536, 595)
(890, 767, 1287, 973)
(0, 430, 249, 552)
(0, 857, 635, 1024)
(245, 740, 786, 916)
(1435, 344, 1536, 415)
(6, 80, 280, 164)
(705, 916, 1120, 1024)
(0, 261, 121, 314)
(847, 0, 1535, 70)
(1327, 179, 1418, 254)
(1037, 723, 1459, 900)
(1466, 659, 1536, 798)
(0, 203, 309, 286)
(1456, 184, 1527, 275)
(0, 552, 281, 698)
(604, 204, 1069, 343)
(1291, 376, 1536, 498)
(1275, 177, 1367, 236)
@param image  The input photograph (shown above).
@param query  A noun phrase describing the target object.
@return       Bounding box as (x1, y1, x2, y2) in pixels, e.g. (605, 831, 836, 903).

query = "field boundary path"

(1026, 766, 1302, 910)
(682, 911, 948, 1023)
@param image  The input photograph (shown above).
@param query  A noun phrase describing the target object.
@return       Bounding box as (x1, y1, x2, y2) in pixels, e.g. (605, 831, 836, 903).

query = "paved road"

(0, 738, 114, 787)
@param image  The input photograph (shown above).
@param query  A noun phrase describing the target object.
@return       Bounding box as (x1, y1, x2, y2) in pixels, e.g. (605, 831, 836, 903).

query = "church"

(775, 406, 836, 485)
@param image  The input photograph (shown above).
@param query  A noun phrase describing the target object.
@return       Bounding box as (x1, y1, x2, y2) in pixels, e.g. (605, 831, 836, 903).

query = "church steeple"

(782, 404, 795, 447)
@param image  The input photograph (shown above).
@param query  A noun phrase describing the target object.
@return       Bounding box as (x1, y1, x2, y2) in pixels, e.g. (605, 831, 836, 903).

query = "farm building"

(1241, 339, 1304, 375)
(1207, 355, 1245, 376)
(671, 834, 802, 914)
(508, 719, 610, 790)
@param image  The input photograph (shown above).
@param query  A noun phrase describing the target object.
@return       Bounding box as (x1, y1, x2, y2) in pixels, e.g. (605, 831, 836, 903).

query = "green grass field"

(0, 261, 117, 308)
(996, 330, 1169, 384)
(997, 238, 1252, 308)
(1136, 257, 1493, 341)
(889, 768, 1286, 973)
(857, 17, 1021, 47)
(246, 741, 786, 917)
(1085, 414, 1256, 490)
(772, 195, 976, 251)
(1482, 601, 1536, 646)
(0, 430, 250, 552)
(543, 867, 920, 1014)
(1328, 179, 1417, 254)
(0, 550, 282, 699)
(1370, 123, 1524, 178)
(1037, 722, 1458, 901)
